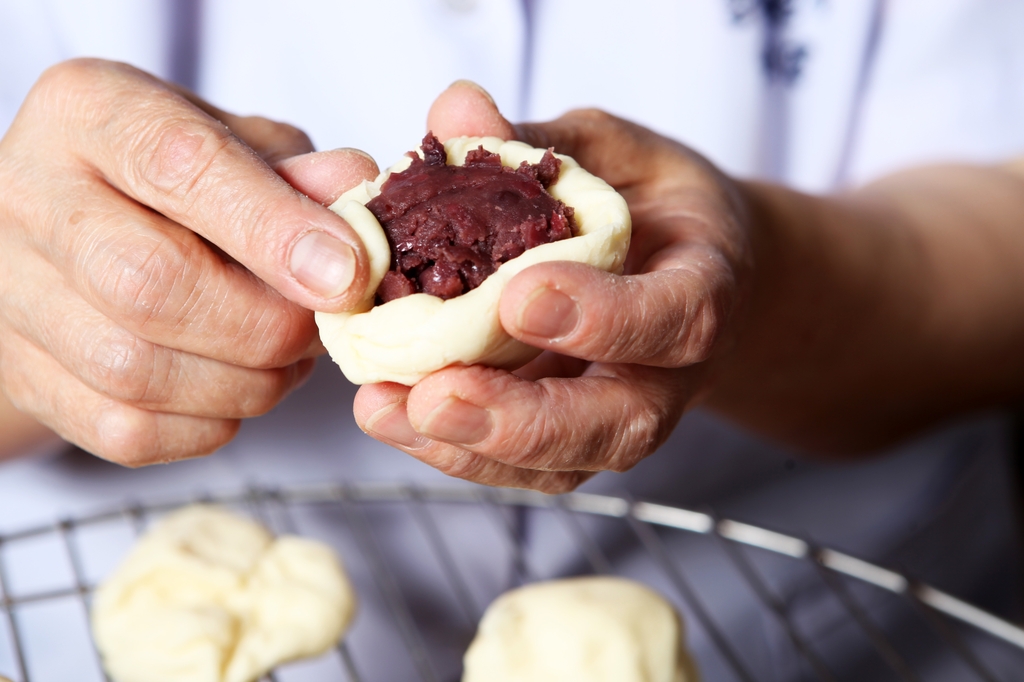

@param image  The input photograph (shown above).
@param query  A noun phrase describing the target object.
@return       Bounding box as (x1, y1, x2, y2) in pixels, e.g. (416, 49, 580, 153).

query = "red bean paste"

(365, 133, 577, 303)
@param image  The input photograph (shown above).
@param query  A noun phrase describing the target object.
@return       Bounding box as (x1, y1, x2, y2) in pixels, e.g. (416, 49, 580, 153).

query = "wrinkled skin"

(7, 66, 1023, 486)
(353, 82, 752, 493)
(0, 64, 747, 476)
(0, 59, 378, 465)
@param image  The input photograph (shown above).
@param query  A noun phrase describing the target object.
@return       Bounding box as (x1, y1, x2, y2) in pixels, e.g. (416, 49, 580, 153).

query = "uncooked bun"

(315, 136, 631, 386)
(91, 505, 356, 682)
(462, 576, 699, 682)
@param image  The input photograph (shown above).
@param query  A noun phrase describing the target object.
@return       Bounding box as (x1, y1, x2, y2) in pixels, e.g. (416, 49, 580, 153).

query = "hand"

(0, 59, 378, 465)
(354, 82, 752, 492)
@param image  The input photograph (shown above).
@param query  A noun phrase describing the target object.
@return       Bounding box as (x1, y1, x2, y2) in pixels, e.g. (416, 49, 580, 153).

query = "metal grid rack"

(1, 482, 1022, 681)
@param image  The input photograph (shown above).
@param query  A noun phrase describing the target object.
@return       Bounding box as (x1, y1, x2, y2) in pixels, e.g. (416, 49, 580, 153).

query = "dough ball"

(315, 136, 631, 386)
(91, 505, 356, 682)
(462, 576, 699, 682)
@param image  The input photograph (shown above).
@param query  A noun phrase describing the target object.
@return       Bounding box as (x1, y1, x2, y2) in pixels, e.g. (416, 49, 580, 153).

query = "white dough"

(91, 505, 356, 682)
(315, 136, 631, 386)
(462, 576, 699, 682)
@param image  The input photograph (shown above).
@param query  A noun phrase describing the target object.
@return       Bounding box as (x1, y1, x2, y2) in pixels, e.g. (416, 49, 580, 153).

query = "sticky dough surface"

(315, 136, 631, 386)
(462, 576, 700, 682)
(91, 505, 356, 682)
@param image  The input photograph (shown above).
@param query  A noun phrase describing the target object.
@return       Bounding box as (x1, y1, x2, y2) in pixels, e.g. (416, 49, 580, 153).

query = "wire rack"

(0, 482, 1022, 682)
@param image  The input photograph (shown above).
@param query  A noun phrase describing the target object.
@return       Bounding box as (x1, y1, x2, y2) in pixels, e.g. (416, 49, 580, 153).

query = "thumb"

(427, 80, 517, 141)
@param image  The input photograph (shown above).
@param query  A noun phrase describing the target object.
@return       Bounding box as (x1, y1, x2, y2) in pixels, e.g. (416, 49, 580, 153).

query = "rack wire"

(1, 482, 1022, 681)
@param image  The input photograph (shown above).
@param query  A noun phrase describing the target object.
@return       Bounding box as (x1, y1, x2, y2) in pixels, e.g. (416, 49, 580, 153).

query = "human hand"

(353, 82, 751, 492)
(0, 59, 378, 465)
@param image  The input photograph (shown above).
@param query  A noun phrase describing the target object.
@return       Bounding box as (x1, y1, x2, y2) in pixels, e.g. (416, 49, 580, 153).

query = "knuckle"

(671, 274, 731, 366)
(85, 328, 169, 404)
(600, 269, 732, 368)
(675, 296, 723, 365)
(501, 412, 553, 469)
(30, 58, 101, 102)
(607, 401, 665, 473)
(565, 108, 621, 142)
(132, 114, 233, 204)
(489, 383, 579, 470)
(27, 59, 138, 129)
(16, 61, 96, 137)
(640, 390, 677, 449)
(605, 303, 640, 358)
(241, 303, 309, 369)
(574, 281, 638, 360)
(92, 234, 198, 333)
(501, 399, 588, 471)
(555, 108, 615, 153)
(235, 368, 294, 417)
(565, 107, 613, 126)
(95, 407, 237, 467)
(611, 430, 654, 473)
(94, 406, 161, 467)
(435, 451, 489, 483)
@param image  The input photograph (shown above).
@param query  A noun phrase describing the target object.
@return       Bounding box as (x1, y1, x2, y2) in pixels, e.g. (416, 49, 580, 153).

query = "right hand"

(0, 59, 378, 465)
(354, 82, 753, 492)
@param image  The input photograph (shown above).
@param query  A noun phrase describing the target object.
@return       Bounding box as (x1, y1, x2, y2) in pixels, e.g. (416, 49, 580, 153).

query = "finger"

(500, 254, 736, 368)
(275, 148, 381, 206)
(30, 59, 374, 311)
(515, 109, 683, 189)
(354, 383, 590, 493)
(402, 364, 698, 473)
(161, 86, 370, 200)
(28, 176, 317, 368)
(407, 441, 593, 493)
(220, 115, 314, 166)
(3, 244, 314, 416)
(511, 351, 589, 382)
(427, 83, 677, 189)
(426, 80, 517, 141)
(425, 81, 741, 370)
(0, 333, 238, 466)
(424, 81, 733, 254)
(160, 82, 317, 165)
(12, 276, 311, 413)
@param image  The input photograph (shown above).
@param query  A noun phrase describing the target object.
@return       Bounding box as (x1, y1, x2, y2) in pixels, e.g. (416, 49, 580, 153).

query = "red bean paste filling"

(365, 133, 577, 303)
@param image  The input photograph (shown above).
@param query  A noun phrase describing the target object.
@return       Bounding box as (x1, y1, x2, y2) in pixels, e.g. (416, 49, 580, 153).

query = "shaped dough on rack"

(462, 576, 699, 682)
(315, 135, 631, 386)
(91, 505, 356, 682)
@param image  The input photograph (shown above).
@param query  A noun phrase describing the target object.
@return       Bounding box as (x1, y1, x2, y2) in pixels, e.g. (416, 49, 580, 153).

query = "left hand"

(353, 81, 753, 492)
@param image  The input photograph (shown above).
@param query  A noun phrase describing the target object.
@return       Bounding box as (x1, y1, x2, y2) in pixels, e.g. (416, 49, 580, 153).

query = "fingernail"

(290, 231, 356, 298)
(335, 147, 377, 163)
(420, 397, 493, 446)
(517, 288, 579, 339)
(365, 403, 430, 450)
(451, 79, 496, 106)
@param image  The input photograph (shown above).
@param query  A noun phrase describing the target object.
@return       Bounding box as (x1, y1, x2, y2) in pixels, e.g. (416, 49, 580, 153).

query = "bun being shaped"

(315, 135, 631, 386)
